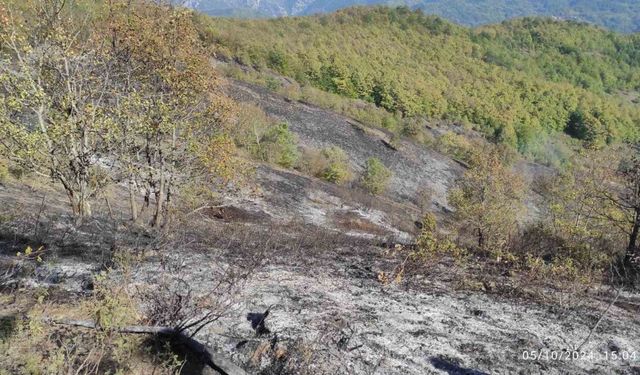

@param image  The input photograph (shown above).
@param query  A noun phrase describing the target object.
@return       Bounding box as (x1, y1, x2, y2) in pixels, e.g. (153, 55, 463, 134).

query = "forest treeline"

(194, 0, 640, 33)
(198, 7, 640, 156)
(413, 0, 640, 33)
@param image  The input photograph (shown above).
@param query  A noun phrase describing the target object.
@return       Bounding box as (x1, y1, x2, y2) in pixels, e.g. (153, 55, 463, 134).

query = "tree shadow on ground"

(429, 356, 489, 375)
(0, 314, 17, 341)
(139, 335, 217, 375)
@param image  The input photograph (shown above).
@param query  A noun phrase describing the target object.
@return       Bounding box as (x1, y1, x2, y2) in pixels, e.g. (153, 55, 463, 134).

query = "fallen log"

(44, 318, 247, 375)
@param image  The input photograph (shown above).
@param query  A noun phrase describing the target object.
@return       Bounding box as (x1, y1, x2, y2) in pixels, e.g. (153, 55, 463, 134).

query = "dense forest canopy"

(414, 0, 640, 33)
(192, 0, 640, 33)
(198, 7, 640, 153)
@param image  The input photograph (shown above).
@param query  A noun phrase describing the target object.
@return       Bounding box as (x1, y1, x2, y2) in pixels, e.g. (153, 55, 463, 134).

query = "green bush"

(231, 103, 271, 152)
(262, 123, 299, 168)
(361, 157, 391, 195)
(401, 117, 423, 138)
(413, 213, 466, 263)
(436, 131, 476, 163)
(565, 109, 608, 149)
(320, 146, 351, 184)
(231, 105, 299, 169)
(267, 49, 288, 72)
(265, 76, 281, 91)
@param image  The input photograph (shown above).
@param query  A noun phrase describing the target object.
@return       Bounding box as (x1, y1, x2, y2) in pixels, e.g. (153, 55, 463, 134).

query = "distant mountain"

(190, 0, 640, 33)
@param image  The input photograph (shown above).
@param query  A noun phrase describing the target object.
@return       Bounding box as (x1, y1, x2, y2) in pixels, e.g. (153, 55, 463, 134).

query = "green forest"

(197, 7, 640, 156)
(194, 0, 640, 33)
(413, 0, 640, 33)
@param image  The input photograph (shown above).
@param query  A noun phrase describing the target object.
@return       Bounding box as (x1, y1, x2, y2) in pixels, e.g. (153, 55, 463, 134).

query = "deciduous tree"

(0, 0, 116, 220)
(448, 147, 525, 257)
(0, 0, 236, 226)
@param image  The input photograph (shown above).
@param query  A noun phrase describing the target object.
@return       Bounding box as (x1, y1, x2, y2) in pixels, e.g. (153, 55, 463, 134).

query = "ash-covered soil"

(0, 80, 637, 374)
(224, 78, 551, 228)
(250, 165, 420, 241)
(1, 181, 639, 374)
(225, 79, 464, 210)
(132, 240, 640, 375)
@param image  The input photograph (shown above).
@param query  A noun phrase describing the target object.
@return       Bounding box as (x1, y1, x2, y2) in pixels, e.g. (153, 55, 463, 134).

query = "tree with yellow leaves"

(448, 146, 525, 258)
(546, 146, 640, 278)
(0, 0, 118, 220)
(104, 1, 235, 226)
(0, 1, 237, 226)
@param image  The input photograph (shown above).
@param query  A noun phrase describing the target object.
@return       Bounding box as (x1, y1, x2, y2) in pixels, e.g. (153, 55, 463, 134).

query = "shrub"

(296, 146, 352, 184)
(413, 213, 466, 263)
(522, 253, 595, 284)
(319, 146, 351, 184)
(565, 109, 607, 148)
(267, 49, 288, 72)
(265, 76, 282, 91)
(361, 157, 391, 195)
(436, 131, 476, 163)
(401, 117, 434, 145)
(261, 123, 299, 168)
(415, 186, 434, 214)
(402, 117, 422, 138)
(232, 106, 300, 169)
(297, 147, 326, 176)
(448, 147, 525, 257)
(0, 265, 144, 374)
(378, 213, 464, 285)
(231, 103, 271, 152)
(534, 148, 627, 272)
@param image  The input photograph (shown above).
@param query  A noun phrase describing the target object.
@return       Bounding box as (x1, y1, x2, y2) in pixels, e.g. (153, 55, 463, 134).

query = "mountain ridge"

(198, 6, 640, 164)
(190, 0, 640, 33)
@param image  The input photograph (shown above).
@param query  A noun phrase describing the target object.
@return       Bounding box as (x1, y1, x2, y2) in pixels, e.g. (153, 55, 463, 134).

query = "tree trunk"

(129, 177, 138, 222)
(78, 194, 91, 217)
(72, 197, 91, 225)
(625, 209, 640, 264)
(477, 228, 484, 251)
(64, 188, 90, 225)
(152, 166, 165, 227)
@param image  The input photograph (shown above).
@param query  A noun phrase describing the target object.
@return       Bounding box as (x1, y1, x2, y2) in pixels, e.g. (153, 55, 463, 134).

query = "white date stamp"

(521, 350, 638, 362)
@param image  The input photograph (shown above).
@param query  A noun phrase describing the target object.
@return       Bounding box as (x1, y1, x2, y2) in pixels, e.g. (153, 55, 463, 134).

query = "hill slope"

(191, 0, 640, 33)
(198, 7, 640, 158)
